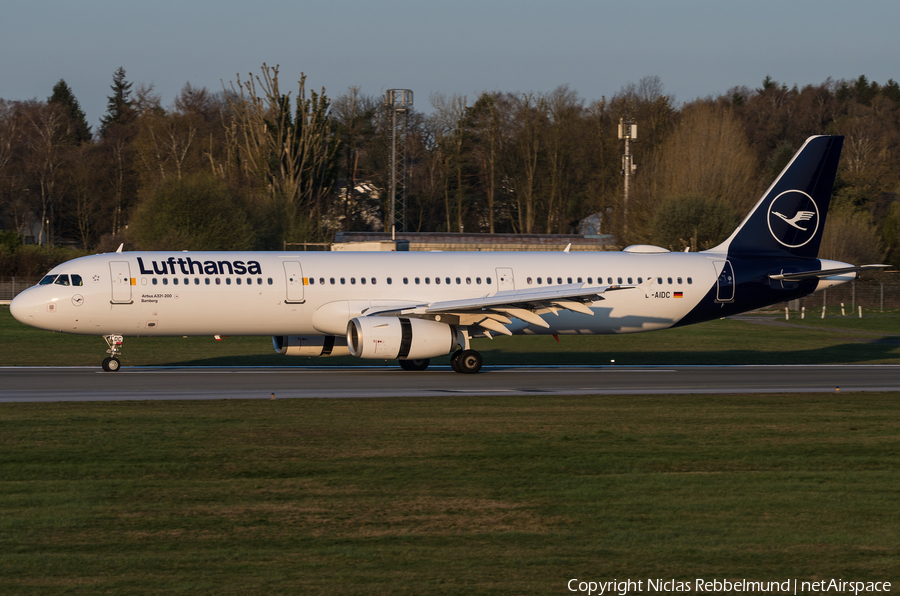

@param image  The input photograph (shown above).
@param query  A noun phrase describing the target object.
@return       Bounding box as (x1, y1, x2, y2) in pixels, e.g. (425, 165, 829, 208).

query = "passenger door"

(110, 261, 132, 304)
(714, 261, 735, 303)
(283, 261, 305, 304)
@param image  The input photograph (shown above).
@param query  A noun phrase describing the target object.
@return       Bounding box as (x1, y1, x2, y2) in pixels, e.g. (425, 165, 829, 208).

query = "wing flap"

(365, 284, 636, 336)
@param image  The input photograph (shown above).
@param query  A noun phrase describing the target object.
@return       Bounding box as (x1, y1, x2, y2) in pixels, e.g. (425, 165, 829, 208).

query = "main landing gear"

(450, 349, 482, 374)
(399, 358, 430, 371)
(102, 334, 124, 372)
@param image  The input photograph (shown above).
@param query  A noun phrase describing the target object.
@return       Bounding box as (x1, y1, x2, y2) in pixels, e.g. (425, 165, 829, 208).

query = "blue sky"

(2, 0, 896, 128)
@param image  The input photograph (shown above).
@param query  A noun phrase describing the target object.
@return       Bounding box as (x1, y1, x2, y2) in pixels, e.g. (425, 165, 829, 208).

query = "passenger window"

(226, 278, 231, 285)
(152, 278, 158, 285)
(163, 278, 169, 285)
(466, 277, 471, 284)
(638, 277, 643, 284)
(387, 277, 392, 285)
(39, 275, 58, 285)
(527, 277, 533, 285)
(547, 277, 553, 284)
(173, 278, 179, 285)
(487, 277, 492, 284)
(577, 277, 583, 283)
(267, 278, 273, 285)
(537, 277, 543, 284)
(425, 277, 431, 284)
(607, 277, 613, 284)
(627, 277, 633, 284)
(195, 278, 200, 285)
(687, 277, 693, 284)
(456, 277, 461, 284)
(667, 277, 672, 284)
(403, 277, 408, 284)
(360, 278, 365, 285)
(446, 277, 451, 284)
(371, 277, 376, 285)
(351, 278, 356, 285)
(677, 277, 683, 284)
(340, 278, 345, 285)
(236, 278, 242, 285)
(71, 274, 83, 286)
(435, 277, 440, 285)
(415, 277, 420, 284)
(205, 278, 210, 285)
(557, 277, 563, 284)
(587, 277, 592, 284)
(330, 278, 335, 285)
(476, 277, 482, 284)
(319, 277, 324, 285)
(54, 275, 70, 286)
(617, 277, 622, 284)
(308, 277, 314, 285)
(657, 277, 663, 284)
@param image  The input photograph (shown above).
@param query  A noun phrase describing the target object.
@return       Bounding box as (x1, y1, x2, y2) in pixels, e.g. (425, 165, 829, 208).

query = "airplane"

(9, 135, 888, 373)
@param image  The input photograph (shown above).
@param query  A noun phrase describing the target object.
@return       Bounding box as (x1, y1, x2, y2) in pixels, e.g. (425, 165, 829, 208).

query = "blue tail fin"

(710, 135, 843, 259)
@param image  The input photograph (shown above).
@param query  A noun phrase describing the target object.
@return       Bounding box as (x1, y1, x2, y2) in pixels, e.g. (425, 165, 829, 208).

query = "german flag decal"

(674, 292, 683, 298)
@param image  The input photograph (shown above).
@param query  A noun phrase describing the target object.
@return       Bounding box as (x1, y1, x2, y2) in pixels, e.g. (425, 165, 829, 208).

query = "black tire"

(101, 357, 111, 371)
(450, 349, 463, 373)
(106, 357, 121, 372)
(399, 358, 430, 371)
(456, 349, 482, 374)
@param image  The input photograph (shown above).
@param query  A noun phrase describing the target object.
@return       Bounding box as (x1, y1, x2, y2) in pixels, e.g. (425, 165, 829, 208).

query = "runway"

(1, 365, 898, 402)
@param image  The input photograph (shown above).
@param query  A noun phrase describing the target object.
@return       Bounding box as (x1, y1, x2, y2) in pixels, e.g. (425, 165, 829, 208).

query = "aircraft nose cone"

(9, 290, 37, 325)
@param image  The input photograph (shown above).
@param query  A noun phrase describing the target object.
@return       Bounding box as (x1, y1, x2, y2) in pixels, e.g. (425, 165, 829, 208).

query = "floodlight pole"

(386, 89, 413, 239)
(619, 117, 637, 236)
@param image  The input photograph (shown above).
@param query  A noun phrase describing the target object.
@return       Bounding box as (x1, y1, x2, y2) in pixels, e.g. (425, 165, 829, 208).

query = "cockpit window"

(54, 274, 70, 286)
(71, 274, 83, 286)
(39, 275, 58, 285)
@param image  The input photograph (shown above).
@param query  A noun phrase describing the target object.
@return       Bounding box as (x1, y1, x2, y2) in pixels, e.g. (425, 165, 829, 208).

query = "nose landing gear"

(102, 334, 124, 372)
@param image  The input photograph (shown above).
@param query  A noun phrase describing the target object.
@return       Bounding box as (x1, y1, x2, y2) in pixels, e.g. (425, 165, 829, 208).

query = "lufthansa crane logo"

(767, 190, 819, 248)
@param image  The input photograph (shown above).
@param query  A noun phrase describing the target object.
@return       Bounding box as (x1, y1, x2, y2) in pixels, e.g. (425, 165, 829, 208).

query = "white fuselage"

(10, 250, 722, 338)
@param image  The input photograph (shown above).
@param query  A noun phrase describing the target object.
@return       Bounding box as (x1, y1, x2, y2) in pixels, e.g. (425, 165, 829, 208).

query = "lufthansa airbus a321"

(9, 135, 887, 373)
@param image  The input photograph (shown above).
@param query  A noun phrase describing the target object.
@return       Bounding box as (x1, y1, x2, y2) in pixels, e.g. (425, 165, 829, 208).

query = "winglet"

(563, 243, 571, 253)
(116, 243, 124, 253)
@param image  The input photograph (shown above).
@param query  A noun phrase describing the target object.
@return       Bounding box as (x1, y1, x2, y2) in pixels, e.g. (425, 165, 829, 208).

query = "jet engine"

(347, 316, 456, 360)
(272, 335, 350, 357)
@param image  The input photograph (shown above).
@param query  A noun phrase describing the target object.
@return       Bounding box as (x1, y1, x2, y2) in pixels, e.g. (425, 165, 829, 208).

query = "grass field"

(0, 395, 898, 595)
(2, 306, 899, 594)
(2, 305, 900, 367)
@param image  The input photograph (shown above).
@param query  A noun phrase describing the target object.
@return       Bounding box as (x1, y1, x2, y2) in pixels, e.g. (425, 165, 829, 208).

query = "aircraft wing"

(768, 264, 891, 281)
(366, 284, 636, 336)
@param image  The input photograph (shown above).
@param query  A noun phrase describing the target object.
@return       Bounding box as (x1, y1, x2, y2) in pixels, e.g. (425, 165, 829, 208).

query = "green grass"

(0, 394, 898, 594)
(3, 305, 900, 367)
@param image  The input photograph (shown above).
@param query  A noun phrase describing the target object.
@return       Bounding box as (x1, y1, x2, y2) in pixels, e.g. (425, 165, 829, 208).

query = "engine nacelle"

(272, 335, 350, 357)
(347, 317, 456, 360)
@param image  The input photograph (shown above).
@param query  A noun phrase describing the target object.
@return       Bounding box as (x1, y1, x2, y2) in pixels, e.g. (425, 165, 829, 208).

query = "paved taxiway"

(1, 365, 898, 402)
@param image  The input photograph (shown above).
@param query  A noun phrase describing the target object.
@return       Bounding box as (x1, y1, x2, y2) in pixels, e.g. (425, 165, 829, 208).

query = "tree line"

(1, 66, 898, 277)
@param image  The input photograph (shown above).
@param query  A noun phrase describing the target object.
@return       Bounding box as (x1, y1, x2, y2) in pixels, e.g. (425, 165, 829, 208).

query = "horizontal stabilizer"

(768, 264, 891, 281)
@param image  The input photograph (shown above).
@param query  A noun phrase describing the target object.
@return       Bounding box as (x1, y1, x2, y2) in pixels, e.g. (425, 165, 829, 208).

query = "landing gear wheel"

(456, 349, 482, 374)
(101, 357, 121, 372)
(450, 349, 463, 373)
(399, 358, 430, 371)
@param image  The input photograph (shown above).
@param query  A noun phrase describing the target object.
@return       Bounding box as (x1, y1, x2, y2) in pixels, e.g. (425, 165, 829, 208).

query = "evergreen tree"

(48, 79, 92, 144)
(99, 66, 135, 136)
